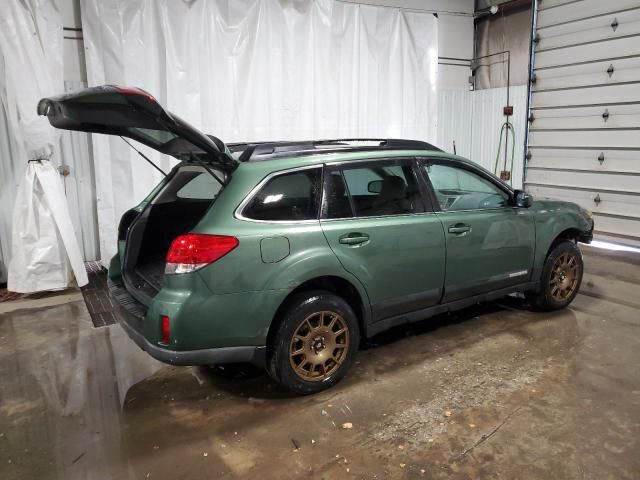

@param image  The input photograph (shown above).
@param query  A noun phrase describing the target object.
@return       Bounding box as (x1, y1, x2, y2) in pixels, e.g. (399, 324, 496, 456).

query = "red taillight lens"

(165, 234, 239, 274)
(114, 86, 156, 101)
(160, 315, 171, 344)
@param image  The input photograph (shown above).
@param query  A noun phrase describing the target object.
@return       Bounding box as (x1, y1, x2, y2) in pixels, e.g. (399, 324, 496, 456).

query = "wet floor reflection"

(0, 301, 162, 480)
(0, 295, 535, 479)
(5, 288, 636, 480)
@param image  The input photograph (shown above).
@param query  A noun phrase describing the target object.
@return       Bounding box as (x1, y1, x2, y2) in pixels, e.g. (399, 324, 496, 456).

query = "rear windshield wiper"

(120, 136, 167, 177)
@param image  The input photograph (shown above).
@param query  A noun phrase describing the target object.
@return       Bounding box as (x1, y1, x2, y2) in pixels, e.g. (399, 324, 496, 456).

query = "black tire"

(526, 240, 583, 311)
(267, 290, 359, 395)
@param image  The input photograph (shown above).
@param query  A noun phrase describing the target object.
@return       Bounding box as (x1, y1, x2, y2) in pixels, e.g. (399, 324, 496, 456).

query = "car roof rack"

(226, 138, 443, 162)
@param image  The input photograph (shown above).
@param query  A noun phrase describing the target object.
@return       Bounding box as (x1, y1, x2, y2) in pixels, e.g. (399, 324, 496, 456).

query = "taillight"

(165, 234, 239, 274)
(160, 315, 171, 344)
(114, 86, 156, 101)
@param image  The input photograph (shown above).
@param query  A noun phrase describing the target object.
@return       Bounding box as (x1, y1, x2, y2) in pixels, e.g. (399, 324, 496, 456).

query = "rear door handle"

(339, 232, 370, 246)
(448, 223, 471, 235)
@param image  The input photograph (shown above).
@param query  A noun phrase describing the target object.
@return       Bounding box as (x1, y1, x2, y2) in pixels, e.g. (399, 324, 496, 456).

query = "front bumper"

(107, 279, 266, 367)
(579, 219, 595, 244)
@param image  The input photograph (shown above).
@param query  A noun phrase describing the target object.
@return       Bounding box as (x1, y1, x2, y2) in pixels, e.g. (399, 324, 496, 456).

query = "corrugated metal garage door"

(526, 0, 640, 247)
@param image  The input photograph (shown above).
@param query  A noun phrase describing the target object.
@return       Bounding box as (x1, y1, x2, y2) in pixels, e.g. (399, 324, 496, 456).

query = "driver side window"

(424, 163, 509, 211)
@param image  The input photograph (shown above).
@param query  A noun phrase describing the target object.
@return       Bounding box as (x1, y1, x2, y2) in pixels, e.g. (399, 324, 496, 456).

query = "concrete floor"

(1, 247, 639, 480)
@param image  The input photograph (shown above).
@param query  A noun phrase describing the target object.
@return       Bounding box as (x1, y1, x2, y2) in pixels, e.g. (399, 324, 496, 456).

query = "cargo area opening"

(121, 164, 224, 300)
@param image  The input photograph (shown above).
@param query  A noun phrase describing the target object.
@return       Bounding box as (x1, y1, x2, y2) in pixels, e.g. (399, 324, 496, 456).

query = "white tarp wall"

(437, 85, 528, 189)
(0, 81, 100, 283)
(0, 0, 88, 291)
(80, 0, 438, 264)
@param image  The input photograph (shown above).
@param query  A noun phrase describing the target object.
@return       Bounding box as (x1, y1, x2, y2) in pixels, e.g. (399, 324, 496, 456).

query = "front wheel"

(267, 290, 359, 395)
(526, 240, 583, 311)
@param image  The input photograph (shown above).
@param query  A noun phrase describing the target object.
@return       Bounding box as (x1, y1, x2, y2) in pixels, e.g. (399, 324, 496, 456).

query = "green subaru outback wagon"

(40, 86, 594, 394)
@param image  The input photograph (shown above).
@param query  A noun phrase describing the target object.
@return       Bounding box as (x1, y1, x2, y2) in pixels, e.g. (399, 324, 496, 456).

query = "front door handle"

(448, 223, 471, 235)
(339, 232, 370, 246)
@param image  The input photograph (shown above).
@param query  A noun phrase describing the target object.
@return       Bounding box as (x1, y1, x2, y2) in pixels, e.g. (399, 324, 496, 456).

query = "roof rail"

(227, 138, 443, 162)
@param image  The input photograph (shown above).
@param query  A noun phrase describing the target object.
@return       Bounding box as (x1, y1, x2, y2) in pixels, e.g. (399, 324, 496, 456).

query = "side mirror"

(515, 190, 533, 208)
(368, 180, 383, 194)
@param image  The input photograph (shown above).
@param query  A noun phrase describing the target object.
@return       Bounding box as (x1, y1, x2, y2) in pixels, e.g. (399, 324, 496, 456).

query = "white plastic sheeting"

(81, 0, 438, 264)
(436, 85, 527, 189)
(0, 82, 100, 284)
(8, 161, 88, 292)
(0, 0, 88, 291)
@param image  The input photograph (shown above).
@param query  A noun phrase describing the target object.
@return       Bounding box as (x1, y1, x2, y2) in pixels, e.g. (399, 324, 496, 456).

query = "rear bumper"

(107, 278, 266, 367)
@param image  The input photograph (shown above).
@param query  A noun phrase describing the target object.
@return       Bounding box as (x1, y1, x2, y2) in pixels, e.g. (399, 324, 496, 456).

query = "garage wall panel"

(537, 0, 640, 27)
(526, 0, 640, 246)
(526, 185, 640, 219)
(537, 9, 640, 49)
(438, 85, 528, 189)
(533, 59, 640, 92)
(535, 36, 640, 69)
(532, 83, 640, 108)
(526, 148, 640, 174)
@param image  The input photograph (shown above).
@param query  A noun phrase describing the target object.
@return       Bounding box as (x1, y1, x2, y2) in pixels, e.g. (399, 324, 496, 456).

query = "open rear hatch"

(39, 86, 236, 303)
(38, 85, 236, 171)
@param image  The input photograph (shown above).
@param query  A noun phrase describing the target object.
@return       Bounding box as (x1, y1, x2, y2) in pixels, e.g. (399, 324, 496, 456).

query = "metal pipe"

(523, 0, 539, 187)
(337, 0, 473, 16)
(471, 50, 511, 174)
(505, 50, 511, 173)
(474, 0, 532, 22)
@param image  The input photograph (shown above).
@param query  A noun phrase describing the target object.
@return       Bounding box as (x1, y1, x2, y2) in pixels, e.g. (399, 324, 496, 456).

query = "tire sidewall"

(269, 290, 360, 395)
(538, 241, 584, 310)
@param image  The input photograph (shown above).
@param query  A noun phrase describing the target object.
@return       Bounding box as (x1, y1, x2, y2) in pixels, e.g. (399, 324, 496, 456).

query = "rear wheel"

(527, 240, 583, 311)
(268, 290, 359, 395)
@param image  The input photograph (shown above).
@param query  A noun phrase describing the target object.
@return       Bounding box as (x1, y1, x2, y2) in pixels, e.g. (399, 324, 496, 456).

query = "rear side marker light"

(160, 315, 171, 345)
(165, 234, 239, 274)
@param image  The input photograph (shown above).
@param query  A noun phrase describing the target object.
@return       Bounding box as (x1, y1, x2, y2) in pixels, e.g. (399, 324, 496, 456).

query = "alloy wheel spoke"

(305, 318, 315, 334)
(289, 310, 350, 382)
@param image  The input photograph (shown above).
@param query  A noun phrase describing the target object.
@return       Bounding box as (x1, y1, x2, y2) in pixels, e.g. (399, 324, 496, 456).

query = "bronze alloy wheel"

(289, 311, 350, 382)
(549, 252, 580, 301)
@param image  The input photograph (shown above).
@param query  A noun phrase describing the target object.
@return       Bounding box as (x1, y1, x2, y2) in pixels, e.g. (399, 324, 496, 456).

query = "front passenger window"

(425, 163, 508, 211)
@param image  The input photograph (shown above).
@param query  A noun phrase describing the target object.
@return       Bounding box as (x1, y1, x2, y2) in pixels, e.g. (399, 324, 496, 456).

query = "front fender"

(532, 200, 592, 270)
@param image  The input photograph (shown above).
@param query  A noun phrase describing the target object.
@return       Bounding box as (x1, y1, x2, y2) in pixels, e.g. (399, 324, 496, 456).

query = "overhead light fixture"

(490, 5, 499, 14)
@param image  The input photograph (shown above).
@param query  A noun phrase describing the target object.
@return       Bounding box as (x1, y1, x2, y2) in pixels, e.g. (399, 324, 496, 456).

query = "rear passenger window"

(243, 168, 322, 221)
(324, 172, 353, 219)
(324, 160, 424, 218)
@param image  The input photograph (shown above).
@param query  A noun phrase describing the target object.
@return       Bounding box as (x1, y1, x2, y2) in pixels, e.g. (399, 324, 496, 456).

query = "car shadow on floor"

(189, 295, 536, 399)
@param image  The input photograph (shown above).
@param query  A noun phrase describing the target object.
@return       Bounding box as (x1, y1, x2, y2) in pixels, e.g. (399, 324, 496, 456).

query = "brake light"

(165, 234, 239, 274)
(160, 315, 171, 344)
(114, 86, 156, 102)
